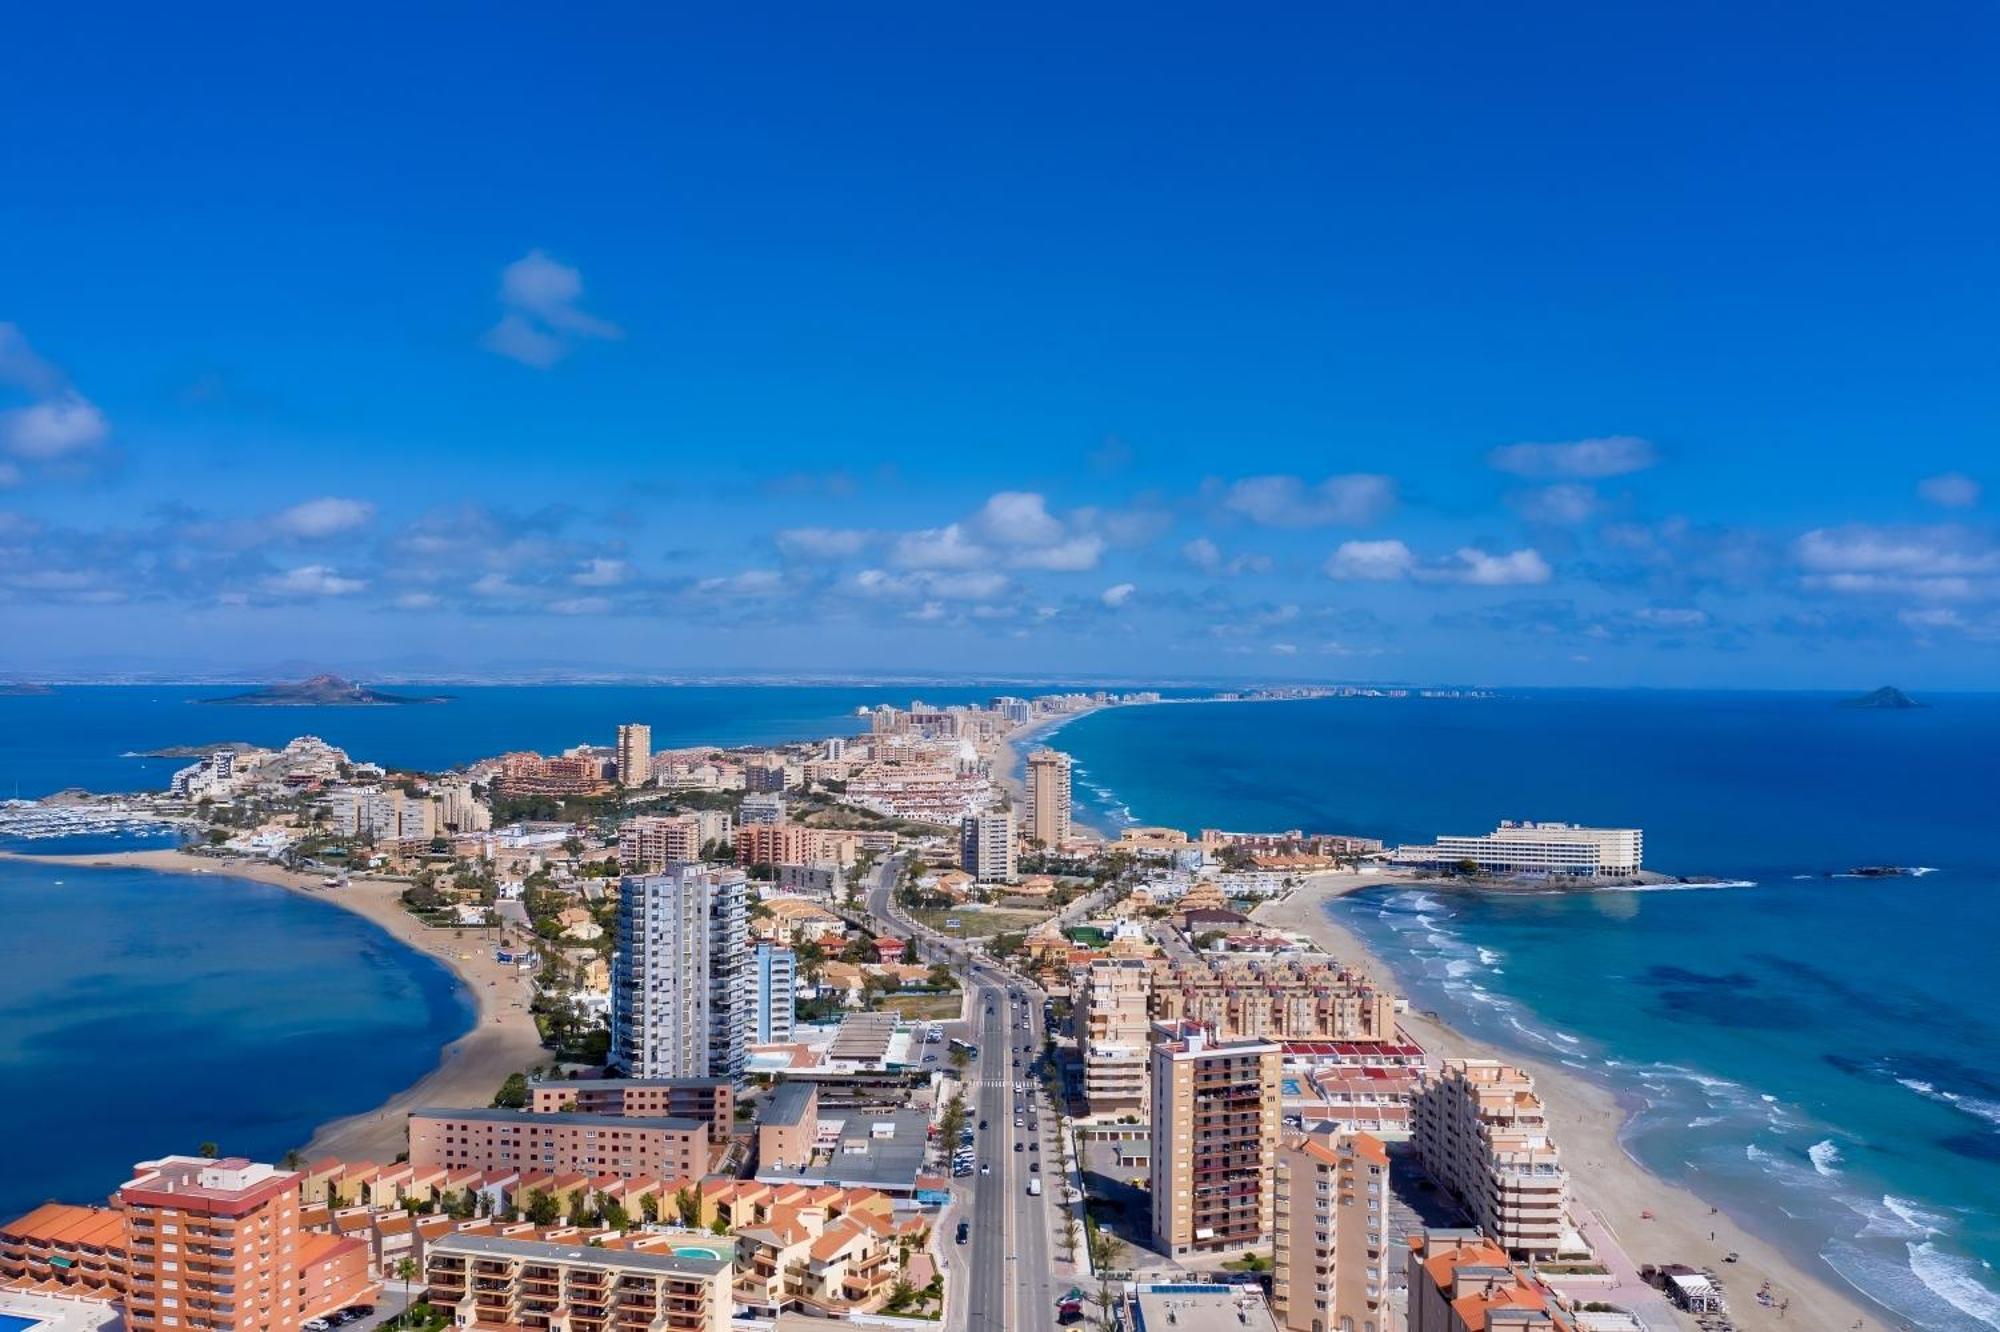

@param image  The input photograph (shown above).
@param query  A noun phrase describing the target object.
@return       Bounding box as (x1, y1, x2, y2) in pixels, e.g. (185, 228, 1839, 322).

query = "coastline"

(1254, 878, 1885, 1332)
(0, 847, 547, 1162)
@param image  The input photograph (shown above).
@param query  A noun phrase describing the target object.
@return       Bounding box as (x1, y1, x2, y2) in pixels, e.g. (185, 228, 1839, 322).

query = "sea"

(1055, 690, 2000, 1332)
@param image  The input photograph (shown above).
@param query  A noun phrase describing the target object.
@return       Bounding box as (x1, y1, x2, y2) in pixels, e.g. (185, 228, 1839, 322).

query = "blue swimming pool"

(0, 1313, 45, 1332)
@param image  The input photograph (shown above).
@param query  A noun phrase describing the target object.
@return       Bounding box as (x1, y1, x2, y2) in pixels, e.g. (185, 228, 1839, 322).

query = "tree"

(279, 1149, 304, 1169)
(675, 1184, 702, 1228)
(523, 1189, 560, 1226)
(640, 1193, 660, 1224)
(197, 1140, 219, 1158)
(395, 1256, 418, 1285)
(601, 1201, 630, 1232)
(709, 1215, 730, 1237)
(491, 1072, 530, 1109)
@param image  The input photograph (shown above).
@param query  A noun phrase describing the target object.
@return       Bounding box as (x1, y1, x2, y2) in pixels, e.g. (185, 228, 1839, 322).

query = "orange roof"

(0, 1203, 126, 1251)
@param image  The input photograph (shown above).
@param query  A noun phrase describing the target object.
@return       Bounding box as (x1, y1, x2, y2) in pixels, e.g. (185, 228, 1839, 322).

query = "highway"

(865, 860, 1058, 1332)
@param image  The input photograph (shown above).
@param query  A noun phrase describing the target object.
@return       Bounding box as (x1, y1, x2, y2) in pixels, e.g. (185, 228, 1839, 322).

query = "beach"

(0, 847, 548, 1162)
(1256, 877, 1886, 1332)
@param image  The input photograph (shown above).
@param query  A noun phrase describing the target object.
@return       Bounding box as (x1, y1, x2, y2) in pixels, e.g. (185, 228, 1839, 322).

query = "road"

(866, 859, 1059, 1332)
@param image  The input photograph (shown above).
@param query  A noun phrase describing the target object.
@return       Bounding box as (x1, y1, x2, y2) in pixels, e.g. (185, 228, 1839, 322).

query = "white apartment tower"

(960, 806, 1019, 884)
(1025, 748, 1072, 849)
(616, 723, 653, 787)
(612, 868, 710, 1078)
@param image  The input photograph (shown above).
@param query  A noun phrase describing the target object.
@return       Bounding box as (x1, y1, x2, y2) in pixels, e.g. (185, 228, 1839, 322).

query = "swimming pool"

(0, 1314, 44, 1332)
(672, 1245, 725, 1261)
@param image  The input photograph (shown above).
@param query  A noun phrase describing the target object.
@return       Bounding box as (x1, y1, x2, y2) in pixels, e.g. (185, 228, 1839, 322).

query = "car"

(1029, 1161, 1040, 1172)
(924, 1054, 938, 1063)
(304, 1322, 330, 1332)
(346, 1311, 374, 1321)
(956, 1221, 970, 1245)
(1015, 1142, 1024, 1152)
(980, 1164, 991, 1175)
(1030, 1141, 1038, 1151)
(978, 1119, 988, 1130)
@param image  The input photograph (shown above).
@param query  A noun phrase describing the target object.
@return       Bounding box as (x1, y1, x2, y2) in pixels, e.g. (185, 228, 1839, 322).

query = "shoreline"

(0, 847, 547, 1162)
(1254, 878, 1886, 1332)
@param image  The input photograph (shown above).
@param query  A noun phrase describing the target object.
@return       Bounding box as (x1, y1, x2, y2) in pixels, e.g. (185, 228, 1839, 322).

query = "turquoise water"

(0, 859, 473, 1217)
(1059, 692, 2000, 1331)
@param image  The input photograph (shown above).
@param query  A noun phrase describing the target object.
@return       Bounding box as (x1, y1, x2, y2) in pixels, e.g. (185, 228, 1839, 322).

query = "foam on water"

(1810, 1139, 1844, 1177)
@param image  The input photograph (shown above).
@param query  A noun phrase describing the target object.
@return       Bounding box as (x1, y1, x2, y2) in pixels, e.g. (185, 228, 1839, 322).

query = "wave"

(1595, 877, 1757, 892)
(1823, 1236, 2000, 1332)
(1899, 1077, 2000, 1129)
(1809, 1138, 1843, 1176)
(1909, 1241, 2000, 1329)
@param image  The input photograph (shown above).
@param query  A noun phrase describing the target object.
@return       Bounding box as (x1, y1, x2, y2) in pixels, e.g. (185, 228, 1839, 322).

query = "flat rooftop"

(1129, 1285, 1280, 1332)
(413, 1107, 706, 1132)
(430, 1231, 729, 1278)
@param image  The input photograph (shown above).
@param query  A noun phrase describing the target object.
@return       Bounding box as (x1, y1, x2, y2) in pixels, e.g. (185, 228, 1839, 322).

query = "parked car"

(956, 1221, 970, 1245)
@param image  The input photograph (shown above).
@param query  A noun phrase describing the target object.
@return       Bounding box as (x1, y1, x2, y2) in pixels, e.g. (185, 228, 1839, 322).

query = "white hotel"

(1393, 820, 1643, 877)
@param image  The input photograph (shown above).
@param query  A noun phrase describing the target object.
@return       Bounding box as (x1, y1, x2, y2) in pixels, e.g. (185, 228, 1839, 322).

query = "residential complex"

(1076, 958, 1153, 1117)
(408, 1107, 708, 1180)
(1405, 1229, 1580, 1332)
(425, 1232, 730, 1332)
(1393, 821, 1643, 878)
(1153, 956, 1400, 1043)
(1271, 1132, 1391, 1332)
(526, 1077, 735, 1143)
(1414, 1060, 1575, 1262)
(959, 805, 1019, 884)
(118, 1156, 376, 1332)
(618, 811, 735, 872)
(1024, 748, 1072, 848)
(326, 786, 436, 844)
(615, 723, 652, 788)
(703, 866, 750, 1083)
(1148, 1023, 1283, 1259)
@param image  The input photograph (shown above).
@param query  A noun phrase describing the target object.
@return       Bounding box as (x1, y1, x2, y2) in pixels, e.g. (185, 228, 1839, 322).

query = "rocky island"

(201, 673, 450, 707)
(1840, 685, 1921, 710)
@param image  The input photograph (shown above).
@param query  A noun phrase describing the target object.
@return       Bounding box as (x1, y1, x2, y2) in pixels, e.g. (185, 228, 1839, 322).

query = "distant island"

(0, 682, 55, 696)
(201, 674, 450, 707)
(1840, 686, 1922, 710)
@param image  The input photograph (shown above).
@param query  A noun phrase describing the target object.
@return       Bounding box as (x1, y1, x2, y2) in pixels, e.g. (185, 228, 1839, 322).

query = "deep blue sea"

(1058, 692, 2000, 1332)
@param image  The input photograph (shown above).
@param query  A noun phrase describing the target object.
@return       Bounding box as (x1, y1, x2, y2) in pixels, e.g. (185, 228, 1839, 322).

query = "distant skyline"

(5, 6, 2000, 687)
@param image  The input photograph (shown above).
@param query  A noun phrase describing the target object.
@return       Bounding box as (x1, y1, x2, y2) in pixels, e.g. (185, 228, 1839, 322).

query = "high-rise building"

(612, 869, 712, 1079)
(1077, 958, 1153, 1116)
(1272, 1131, 1391, 1332)
(960, 806, 1019, 883)
(752, 942, 797, 1044)
(433, 779, 491, 833)
(704, 866, 750, 1083)
(119, 1155, 376, 1332)
(739, 792, 786, 826)
(1413, 1060, 1573, 1262)
(1025, 748, 1072, 848)
(1148, 1022, 1283, 1259)
(616, 723, 653, 787)
(620, 810, 735, 870)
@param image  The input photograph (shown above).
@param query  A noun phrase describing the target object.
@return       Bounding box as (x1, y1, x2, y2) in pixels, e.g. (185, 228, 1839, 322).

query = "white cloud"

(1632, 607, 1709, 628)
(1919, 472, 1981, 509)
(1222, 474, 1395, 527)
(548, 595, 612, 615)
(4, 392, 108, 459)
(1269, 642, 1299, 655)
(1101, 582, 1136, 608)
(892, 523, 989, 570)
(1325, 539, 1550, 586)
(263, 564, 366, 597)
(696, 569, 786, 599)
(777, 527, 873, 560)
(973, 492, 1066, 547)
(1182, 536, 1271, 576)
(1010, 534, 1104, 571)
(1514, 483, 1600, 525)
(905, 601, 948, 622)
(1490, 435, 1657, 478)
(469, 572, 532, 599)
(1795, 524, 2000, 601)
(1325, 539, 1416, 581)
(571, 557, 631, 587)
(273, 497, 375, 539)
(482, 249, 622, 367)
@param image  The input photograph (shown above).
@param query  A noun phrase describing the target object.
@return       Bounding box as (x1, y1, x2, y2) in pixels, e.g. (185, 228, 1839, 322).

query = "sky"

(3, 4, 1999, 686)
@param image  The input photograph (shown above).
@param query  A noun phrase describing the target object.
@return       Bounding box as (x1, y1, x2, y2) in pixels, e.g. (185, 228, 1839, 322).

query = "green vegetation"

(908, 906, 1049, 938)
(491, 1072, 529, 1109)
(872, 992, 962, 1020)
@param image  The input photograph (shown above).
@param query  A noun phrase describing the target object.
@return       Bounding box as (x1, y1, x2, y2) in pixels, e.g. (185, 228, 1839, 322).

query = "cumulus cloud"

(1513, 483, 1600, 525)
(1101, 582, 1136, 608)
(5, 392, 108, 460)
(777, 527, 873, 560)
(481, 249, 622, 367)
(1795, 525, 2000, 601)
(1325, 539, 1551, 586)
(696, 569, 786, 599)
(892, 523, 989, 570)
(1221, 474, 1395, 527)
(272, 497, 375, 539)
(973, 492, 1066, 547)
(1011, 534, 1105, 572)
(1919, 472, 1981, 509)
(263, 565, 366, 597)
(1182, 536, 1272, 576)
(571, 557, 631, 587)
(1490, 435, 1657, 478)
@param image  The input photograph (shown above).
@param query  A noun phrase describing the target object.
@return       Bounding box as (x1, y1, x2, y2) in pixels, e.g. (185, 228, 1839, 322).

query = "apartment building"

(1405, 1229, 1578, 1332)
(615, 723, 652, 788)
(734, 824, 862, 868)
(432, 780, 491, 834)
(0, 1202, 128, 1299)
(1024, 749, 1072, 848)
(1393, 822, 1642, 878)
(408, 1108, 706, 1180)
(1148, 1023, 1283, 1259)
(618, 811, 734, 872)
(425, 1232, 729, 1332)
(326, 787, 436, 844)
(526, 1078, 735, 1143)
(752, 943, 798, 1044)
(1153, 957, 1400, 1044)
(755, 1082, 820, 1172)
(612, 869, 711, 1078)
(118, 1156, 376, 1332)
(704, 867, 750, 1084)
(959, 806, 1019, 884)
(738, 793, 785, 826)
(1076, 958, 1153, 1117)
(1413, 1061, 1573, 1262)
(1272, 1132, 1390, 1332)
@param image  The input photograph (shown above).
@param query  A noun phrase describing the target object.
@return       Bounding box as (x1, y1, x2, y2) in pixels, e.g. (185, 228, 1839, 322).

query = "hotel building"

(752, 943, 797, 1045)
(1393, 822, 1642, 878)
(1076, 958, 1153, 1117)
(1024, 749, 1072, 848)
(1413, 1061, 1573, 1262)
(118, 1156, 376, 1332)
(408, 1108, 707, 1180)
(526, 1078, 735, 1143)
(1148, 1023, 1283, 1259)
(614, 724, 652, 788)
(959, 806, 1019, 884)
(1271, 1132, 1390, 1332)
(424, 1232, 730, 1332)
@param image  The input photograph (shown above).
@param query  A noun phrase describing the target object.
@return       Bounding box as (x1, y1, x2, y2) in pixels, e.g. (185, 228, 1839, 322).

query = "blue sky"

(4, 4, 1999, 685)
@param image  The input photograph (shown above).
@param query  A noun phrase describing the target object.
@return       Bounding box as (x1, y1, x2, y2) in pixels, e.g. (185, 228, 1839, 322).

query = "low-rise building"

(409, 1108, 707, 1181)
(526, 1078, 735, 1143)
(425, 1232, 730, 1332)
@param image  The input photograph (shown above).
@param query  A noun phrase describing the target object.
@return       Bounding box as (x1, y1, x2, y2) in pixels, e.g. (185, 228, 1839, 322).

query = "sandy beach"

(0, 847, 549, 1163)
(1256, 879, 1888, 1332)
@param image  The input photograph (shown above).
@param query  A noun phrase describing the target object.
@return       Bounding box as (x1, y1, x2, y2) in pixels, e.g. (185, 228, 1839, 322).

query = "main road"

(865, 860, 1059, 1332)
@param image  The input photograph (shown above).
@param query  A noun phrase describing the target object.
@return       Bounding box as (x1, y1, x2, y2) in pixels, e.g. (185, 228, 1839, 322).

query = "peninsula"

(202, 673, 450, 706)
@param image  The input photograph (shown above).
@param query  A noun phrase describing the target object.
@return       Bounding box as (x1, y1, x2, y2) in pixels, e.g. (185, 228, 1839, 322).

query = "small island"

(201, 673, 450, 707)
(1840, 685, 1922, 710)
(0, 681, 56, 696)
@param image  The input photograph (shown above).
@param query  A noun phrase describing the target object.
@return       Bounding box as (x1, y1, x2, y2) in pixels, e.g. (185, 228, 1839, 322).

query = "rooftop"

(413, 1107, 706, 1132)
(1129, 1284, 1280, 1332)
(430, 1231, 730, 1278)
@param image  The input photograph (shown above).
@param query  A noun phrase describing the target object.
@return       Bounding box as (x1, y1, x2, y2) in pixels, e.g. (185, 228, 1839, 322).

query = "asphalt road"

(866, 860, 1058, 1332)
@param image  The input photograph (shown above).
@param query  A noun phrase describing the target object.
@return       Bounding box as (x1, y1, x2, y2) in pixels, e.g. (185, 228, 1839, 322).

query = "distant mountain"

(201, 674, 450, 707)
(1840, 686, 1922, 710)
